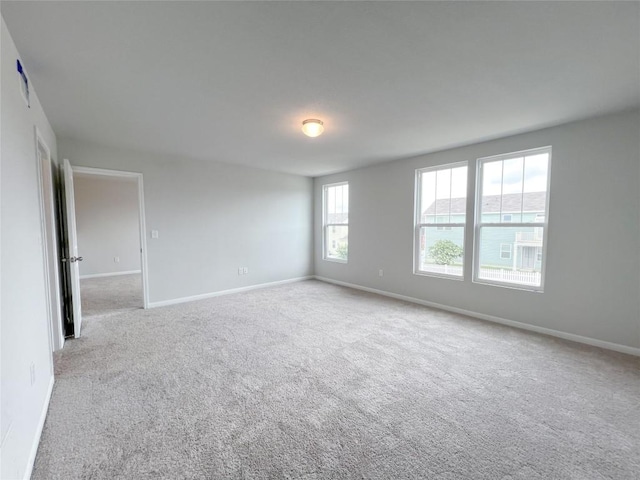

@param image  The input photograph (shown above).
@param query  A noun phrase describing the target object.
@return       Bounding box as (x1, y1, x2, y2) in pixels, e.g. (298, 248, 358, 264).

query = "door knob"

(64, 256, 84, 263)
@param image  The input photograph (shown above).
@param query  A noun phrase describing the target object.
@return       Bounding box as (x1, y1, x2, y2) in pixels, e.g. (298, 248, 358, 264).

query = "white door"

(63, 159, 83, 338)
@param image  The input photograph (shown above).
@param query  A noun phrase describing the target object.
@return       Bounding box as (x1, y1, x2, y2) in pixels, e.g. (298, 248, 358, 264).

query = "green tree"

(429, 239, 462, 265)
(336, 243, 348, 260)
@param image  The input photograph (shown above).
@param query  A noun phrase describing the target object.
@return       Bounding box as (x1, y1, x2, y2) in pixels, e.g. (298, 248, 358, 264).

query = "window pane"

(477, 226, 543, 287)
(327, 186, 336, 215)
(523, 153, 549, 193)
(342, 184, 349, 215)
(325, 185, 348, 224)
(435, 168, 451, 220)
(523, 153, 549, 214)
(451, 166, 468, 189)
(329, 185, 349, 214)
(481, 153, 549, 223)
(417, 226, 464, 277)
(501, 157, 524, 195)
(419, 166, 467, 225)
(481, 160, 503, 219)
(501, 157, 524, 222)
(420, 171, 436, 223)
(450, 166, 467, 223)
(326, 226, 348, 260)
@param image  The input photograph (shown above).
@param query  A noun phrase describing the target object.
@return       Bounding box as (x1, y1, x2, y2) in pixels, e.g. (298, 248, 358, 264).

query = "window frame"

(500, 243, 512, 260)
(414, 161, 468, 280)
(322, 181, 349, 263)
(473, 146, 552, 292)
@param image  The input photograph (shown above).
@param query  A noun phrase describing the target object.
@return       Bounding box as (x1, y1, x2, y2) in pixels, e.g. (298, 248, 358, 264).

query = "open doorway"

(71, 168, 148, 320)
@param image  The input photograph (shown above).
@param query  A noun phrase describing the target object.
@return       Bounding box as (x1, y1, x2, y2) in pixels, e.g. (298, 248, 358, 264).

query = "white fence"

(423, 264, 463, 276)
(477, 268, 540, 286)
(422, 264, 541, 286)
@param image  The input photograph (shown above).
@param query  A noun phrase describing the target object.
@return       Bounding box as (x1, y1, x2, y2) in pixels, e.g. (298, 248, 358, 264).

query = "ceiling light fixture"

(301, 119, 324, 137)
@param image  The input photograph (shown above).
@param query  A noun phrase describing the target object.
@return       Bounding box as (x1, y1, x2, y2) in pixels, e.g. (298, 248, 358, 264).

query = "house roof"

(424, 192, 546, 216)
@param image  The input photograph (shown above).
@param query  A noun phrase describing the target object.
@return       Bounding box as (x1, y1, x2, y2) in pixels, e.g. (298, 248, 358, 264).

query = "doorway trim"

(70, 165, 150, 309)
(34, 127, 64, 354)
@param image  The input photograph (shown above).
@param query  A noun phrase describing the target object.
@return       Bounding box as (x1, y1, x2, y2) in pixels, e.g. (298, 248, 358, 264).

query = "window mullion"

(520, 156, 526, 221)
(477, 222, 541, 228)
(499, 160, 504, 220)
(434, 170, 438, 218)
(448, 168, 453, 223)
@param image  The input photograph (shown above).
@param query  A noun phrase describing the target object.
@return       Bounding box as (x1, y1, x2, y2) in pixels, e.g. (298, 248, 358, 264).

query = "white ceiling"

(2, 1, 638, 177)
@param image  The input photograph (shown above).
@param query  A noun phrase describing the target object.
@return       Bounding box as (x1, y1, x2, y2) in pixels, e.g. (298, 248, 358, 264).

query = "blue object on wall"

(16, 59, 30, 108)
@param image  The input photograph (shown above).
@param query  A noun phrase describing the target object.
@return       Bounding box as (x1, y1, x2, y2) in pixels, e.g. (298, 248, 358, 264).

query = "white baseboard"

(314, 276, 640, 357)
(23, 374, 54, 480)
(148, 276, 314, 309)
(80, 270, 141, 279)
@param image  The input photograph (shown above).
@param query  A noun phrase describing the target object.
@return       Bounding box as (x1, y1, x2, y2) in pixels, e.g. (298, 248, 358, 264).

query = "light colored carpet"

(34, 280, 639, 479)
(80, 273, 142, 318)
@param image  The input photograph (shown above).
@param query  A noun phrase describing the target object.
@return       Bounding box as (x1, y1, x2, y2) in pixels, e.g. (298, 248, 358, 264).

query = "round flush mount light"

(301, 119, 324, 137)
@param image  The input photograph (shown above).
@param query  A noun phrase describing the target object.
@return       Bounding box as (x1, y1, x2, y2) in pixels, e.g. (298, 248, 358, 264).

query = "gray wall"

(58, 139, 314, 304)
(74, 174, 141, 277)
(314, 110, 640, 349)
(1, 17, 58, 479)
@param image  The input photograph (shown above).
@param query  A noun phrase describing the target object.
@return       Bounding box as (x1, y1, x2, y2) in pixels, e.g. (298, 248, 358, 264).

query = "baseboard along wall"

(23, 375, 54, 480)
(147, 276, 314, 308)
(314, 276, 640, 357)
(80, 270, 141, 280)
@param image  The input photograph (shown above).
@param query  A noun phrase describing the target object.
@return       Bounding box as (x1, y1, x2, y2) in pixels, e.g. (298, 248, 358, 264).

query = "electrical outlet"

(243, 267, 249, 275)
(114, 256, 120, 263)
(151, 230, 159, 239)
(30, 363, 36, 386)
(238, 267, 243, 275)
(379, 269, 384, 277)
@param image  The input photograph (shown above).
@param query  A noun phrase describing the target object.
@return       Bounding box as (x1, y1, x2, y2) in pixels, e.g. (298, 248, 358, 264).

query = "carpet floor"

(33, 280, 639, 479)
(80, 273, 143, 318)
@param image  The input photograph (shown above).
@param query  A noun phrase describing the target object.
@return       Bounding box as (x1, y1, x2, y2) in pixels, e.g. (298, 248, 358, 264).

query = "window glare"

(451, 167, 467, 197)
(481, 161, 501, 199)
(421, 171, 437, 215)
(501, 157, 523, 195)
(327, 187, 335, 213)
(524, 154, 549, 193)
(436, 168, 451, 201)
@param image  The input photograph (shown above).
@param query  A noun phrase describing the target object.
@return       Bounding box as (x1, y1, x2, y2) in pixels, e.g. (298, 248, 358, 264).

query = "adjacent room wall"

(315, 110, 640, 351)
(1, 18, 58, 480)
(58, 139, 314, 305)
(74, 174, 141, 277)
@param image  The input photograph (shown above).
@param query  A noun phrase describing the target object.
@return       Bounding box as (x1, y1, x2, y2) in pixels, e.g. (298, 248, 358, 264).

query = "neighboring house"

(422, 192, 546, 271)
